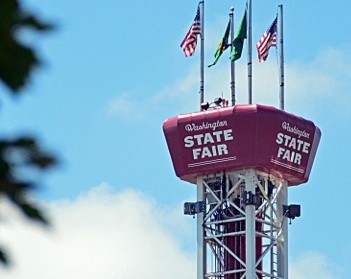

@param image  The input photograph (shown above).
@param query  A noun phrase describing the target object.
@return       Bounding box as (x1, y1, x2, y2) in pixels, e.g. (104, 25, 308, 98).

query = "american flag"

(256, 17, 277, 63)
(180, 7, 201, 57)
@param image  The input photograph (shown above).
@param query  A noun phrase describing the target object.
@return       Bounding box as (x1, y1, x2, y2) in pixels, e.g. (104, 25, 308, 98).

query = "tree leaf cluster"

(0, 0, 53, 92)
(0, 0, 57, 266)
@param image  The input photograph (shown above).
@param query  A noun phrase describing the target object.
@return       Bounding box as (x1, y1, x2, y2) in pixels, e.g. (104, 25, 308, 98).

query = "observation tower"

(163, 104, 321, 279)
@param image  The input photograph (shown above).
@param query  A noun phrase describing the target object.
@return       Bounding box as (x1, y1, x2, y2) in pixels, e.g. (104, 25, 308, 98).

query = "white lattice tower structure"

(196, 170, 288, 279)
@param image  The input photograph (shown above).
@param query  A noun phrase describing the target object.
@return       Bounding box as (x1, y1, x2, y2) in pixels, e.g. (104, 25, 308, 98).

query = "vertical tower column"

(197, 176, 206, 279)
(277, 180, 288, 279)
(245, 170, 256, 279)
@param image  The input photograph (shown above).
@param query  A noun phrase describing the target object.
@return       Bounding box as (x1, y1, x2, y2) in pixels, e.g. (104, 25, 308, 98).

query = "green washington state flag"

(208, 20, 231, 67)
(230, 9, 247, 61)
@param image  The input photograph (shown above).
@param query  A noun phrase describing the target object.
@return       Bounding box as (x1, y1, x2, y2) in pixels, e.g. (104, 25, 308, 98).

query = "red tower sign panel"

(163, 104, 321, 186)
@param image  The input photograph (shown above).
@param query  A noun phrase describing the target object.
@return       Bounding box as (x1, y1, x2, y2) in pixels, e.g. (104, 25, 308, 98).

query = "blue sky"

(0, 0, 350, 278)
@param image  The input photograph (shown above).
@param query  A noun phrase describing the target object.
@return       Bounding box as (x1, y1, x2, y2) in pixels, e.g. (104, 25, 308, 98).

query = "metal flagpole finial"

(230, 6, 234, 12)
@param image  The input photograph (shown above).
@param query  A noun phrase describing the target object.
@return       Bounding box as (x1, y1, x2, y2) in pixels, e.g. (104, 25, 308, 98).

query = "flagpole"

(198, 2, 206, 279)
(277, 6, 288, 278)
(279, 4, 284, 110)
(230, 7, 235, 106)
(247, 0, 253, 104)
(199, 0, 205, 107)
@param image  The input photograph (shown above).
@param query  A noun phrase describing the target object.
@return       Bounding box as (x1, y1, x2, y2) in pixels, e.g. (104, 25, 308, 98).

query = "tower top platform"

(163, 104, 321, 186)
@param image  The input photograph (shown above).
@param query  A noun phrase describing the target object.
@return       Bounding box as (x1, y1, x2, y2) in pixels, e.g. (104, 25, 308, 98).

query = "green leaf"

(0, 247, 10, 266)
(18, 202, 49, 225)
(0, 0, 53, 92)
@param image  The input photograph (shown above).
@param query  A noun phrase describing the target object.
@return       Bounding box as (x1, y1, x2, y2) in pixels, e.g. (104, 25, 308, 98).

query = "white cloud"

(205, 47, 351, 115)
(154, 47, 351, 117)
(0, 185, 342, 279)
(106, 94, 150, 121)
(107, 94, 134, 115)
(0, 184, 195, 279)
(290, 251, 340, 279)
